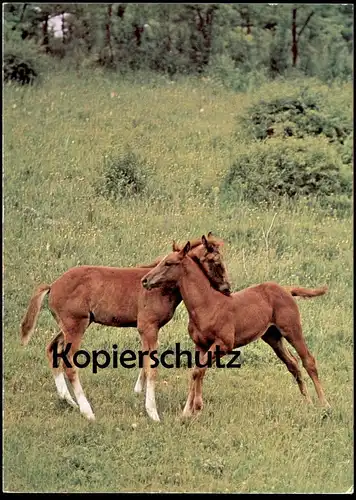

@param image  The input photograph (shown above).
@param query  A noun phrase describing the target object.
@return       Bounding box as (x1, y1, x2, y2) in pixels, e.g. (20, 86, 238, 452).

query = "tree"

(3, 2, 353, 81)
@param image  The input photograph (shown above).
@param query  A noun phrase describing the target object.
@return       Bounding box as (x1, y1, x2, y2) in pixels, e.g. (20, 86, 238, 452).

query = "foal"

(20, 234, 230, 422)
(142, 239, 330, 417)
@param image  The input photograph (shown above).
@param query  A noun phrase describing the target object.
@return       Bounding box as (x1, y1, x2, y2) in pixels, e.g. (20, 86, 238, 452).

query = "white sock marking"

(182, 398, 193, 417)
(54, 373, 78, 407)
(134, 369, 146, 393)
(77, 393, 95, 421)
(71, 378, 95, 421)
(145, 377, 160, 422)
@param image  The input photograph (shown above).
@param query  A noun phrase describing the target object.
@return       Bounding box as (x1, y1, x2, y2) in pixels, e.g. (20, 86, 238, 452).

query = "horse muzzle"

(219, 283, 231, 296)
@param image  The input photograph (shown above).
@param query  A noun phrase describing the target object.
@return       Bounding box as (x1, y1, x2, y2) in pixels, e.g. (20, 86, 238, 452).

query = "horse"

(141, 238, 330, 417)
(20, 233, 231, 422)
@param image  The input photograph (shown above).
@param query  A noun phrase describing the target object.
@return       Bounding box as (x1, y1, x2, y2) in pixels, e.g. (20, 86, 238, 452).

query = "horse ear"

(207, 232, 224, 247)
(172, 240, 180, 252)
(202, 235, 208, 248)
(182, 241, 191, 256)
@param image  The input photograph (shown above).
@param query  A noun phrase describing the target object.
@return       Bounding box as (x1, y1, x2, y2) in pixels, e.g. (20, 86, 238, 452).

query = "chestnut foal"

(20, 234, 230, 422)
(142, 238, 331, 417)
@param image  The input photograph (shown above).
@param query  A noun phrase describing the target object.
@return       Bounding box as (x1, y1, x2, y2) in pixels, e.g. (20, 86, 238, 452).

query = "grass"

(3, 68, 353, 493)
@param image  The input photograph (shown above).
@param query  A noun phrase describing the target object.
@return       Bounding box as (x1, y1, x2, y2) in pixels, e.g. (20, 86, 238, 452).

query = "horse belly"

(233, 312, 271, 347)
(92, 312, 137, 328)
(91, 294, 138, 327)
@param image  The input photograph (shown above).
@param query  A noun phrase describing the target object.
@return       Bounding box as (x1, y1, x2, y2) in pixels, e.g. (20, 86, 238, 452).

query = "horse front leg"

(138, 322, 160, 422)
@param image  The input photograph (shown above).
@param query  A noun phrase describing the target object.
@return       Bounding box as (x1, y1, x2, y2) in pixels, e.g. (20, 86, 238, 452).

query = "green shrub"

(207, 54, 268, 93)
(244, 87, 351, 144)
(222, 137, 352, 208)
(3, 39, 54, 85)
(238, 80, 352, 166)
(3, 53, 38, 85)
(97, 151, 148, 200)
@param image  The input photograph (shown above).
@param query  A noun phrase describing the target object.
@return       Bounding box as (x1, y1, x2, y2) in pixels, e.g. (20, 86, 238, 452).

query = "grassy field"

(3, 69, 353, 493)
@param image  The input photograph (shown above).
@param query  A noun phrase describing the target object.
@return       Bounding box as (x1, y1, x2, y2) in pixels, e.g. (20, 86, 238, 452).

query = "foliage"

(206, 54, 269, 92)
(3, 9, 57, 85)
(222, 137, 352, 213)
(243, 85, 352, 146)
(3, 53, 38, 85)
(97, 150, 149, 200)
(2, 3, 353, 82)
(3, 26, 41, 85)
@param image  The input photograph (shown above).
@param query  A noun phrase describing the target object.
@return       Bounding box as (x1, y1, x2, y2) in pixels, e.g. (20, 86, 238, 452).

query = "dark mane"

(139, 234, 223, 268)
(189, 254, 230, 295)
(174, 235, 223, 252)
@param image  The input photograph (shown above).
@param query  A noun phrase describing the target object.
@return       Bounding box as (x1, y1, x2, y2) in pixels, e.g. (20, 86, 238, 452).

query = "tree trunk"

(246, 11, 252, 35)
(42, 15, 49, 53)
(18, 3, 28, 38)
(292, 8, 314, 68)
(82, 19, 91, 53)
(19, 3, 28, 23)
(106, 4, 113, 63)
(292, 7, 298, 67)
(193, 6, 216, 72)
(62, 12, 65, 44)
(203, 6, 215, 66)
(133, 24, 144, 46)
(117, 4, 126, 19)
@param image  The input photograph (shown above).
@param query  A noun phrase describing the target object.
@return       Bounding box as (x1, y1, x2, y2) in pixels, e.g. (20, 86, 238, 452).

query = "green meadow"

(3, 70, 353, 493)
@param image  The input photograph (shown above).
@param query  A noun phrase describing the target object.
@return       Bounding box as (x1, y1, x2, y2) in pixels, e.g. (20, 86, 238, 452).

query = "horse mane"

(137, 234, 224, 269)
(174, 235, 224, 252)
(189, 253, 231, 295)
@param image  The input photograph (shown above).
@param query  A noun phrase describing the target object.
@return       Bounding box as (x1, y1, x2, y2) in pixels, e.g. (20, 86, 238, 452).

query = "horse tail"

(20, 284, 51, 346)
(284, 285, 328, 299)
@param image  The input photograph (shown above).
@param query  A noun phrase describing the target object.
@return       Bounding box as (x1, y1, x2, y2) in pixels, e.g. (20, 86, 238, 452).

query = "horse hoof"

(146, 409, 161, 422)
(81, 411, 96, 421)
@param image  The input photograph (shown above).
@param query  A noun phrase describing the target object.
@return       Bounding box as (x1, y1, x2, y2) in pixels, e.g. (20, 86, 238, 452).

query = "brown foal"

(142, 238, 330, 417)
(20, 234, 230, 422)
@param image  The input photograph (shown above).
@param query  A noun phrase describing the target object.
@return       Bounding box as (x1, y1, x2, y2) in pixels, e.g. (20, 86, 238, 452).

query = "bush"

(3, 37, 53, 85)
(206, 54, 268, 93)
(244, 87, 351, 144)
(222, 137, 352, 208)
(3, 53, 38, 85)
(237, 80, 353, 167)
(97, 151, 149, 200)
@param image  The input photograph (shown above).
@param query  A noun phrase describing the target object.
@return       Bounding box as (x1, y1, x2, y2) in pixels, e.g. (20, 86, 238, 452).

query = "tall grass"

(3, 69, 353, 493)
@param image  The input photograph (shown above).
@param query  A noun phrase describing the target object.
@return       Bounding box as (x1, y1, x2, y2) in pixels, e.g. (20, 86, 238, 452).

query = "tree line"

(4, 3, 353, 81)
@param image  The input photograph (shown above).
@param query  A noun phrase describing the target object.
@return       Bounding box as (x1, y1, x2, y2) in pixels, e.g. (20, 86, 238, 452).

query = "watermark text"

(52, 342, 242, 373)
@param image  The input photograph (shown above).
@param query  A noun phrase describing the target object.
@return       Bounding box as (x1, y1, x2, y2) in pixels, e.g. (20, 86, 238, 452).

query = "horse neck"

(178, 257, 221, 314)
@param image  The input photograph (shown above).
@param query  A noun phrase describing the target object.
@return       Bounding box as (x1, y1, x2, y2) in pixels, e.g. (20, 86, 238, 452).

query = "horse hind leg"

(134, 368, 146, 394)
(262, 325, 312, 404)
(277, 319, 330, 408)
(60, 317, 96, 421)
(46, 331, 78, 408)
